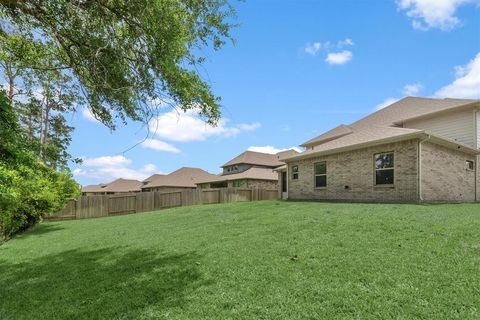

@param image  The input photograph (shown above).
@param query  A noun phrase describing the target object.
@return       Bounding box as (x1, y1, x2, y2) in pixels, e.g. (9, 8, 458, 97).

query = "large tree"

(0, 32, 80, 169)
(0, 0, 235, 128)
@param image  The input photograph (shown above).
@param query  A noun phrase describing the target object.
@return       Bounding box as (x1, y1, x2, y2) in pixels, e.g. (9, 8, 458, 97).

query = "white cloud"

(325, 50, 353, 65)
(403, 83, 423, 95)
(337, 38, 354, 47)
(149, 109, 260, 142)
(81, 108, 100, 123)
(237, 123, 261, 131)
(82, 155, 131, 167)
(304, 38, 354, 57)
(74, 155, 158, 182)
(397, 0, 479, 31)
(305, 42, 321, 56)
(375, 97, 400, 111)
(375, 82, 423, 110)
(141, 138, 181, 153)
(435, 53, 480, 99)
(247, 146, 302, 154)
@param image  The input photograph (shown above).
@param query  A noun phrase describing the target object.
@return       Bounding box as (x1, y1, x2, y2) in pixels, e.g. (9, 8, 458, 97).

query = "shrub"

(0, 93, 79, 240)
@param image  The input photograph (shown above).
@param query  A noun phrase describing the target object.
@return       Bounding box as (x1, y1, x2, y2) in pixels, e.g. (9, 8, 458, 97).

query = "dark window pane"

(282, 172, 287, 192)
(376, 169, 394, 185)
(211, 181, 228, 188)
(315, 162, 326, 175)
(292, 173, 298, 180)
(315, 175, 327, 188)
(375, 153, 394, 169)
(292, 165, 299, 173)
(466, 160, 474, 170)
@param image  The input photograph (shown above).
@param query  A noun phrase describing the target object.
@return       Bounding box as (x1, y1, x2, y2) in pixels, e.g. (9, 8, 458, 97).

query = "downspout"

(286, 164, 289, 200)
(418, 135, 431, 202)
(475, 110, 478, 202)
(476, 154, 478, 202)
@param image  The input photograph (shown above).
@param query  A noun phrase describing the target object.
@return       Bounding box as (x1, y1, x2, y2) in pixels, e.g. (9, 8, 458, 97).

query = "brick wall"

(198, 179, 278, 189)
(246, 179, 278, 189)
(420, 142, 476, 202)
(227, 179, 247, 188)
(145, 186, 194, 193)
(287, 140, 419, 202)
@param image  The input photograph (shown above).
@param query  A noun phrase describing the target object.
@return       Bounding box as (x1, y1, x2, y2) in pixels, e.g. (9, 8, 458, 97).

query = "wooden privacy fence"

(49, 188, 279, 220)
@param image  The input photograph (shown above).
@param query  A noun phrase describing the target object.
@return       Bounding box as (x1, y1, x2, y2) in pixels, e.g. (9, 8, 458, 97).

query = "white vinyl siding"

(404, 109, 475, 147)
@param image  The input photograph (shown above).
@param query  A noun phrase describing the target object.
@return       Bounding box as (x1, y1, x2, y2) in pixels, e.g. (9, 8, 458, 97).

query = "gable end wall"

(404, 109, 475, 147)
(420, 141, 476, 202)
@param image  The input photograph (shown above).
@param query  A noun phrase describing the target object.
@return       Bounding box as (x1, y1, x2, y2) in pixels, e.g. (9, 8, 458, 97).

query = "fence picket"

(50, 188, 279, 220)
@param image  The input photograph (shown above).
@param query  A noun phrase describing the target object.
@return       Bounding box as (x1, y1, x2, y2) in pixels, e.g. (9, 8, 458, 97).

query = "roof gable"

(221, 151, 285, 168)
(351, 97, 477, 129)
(301, 124, 353, 147)
(141, 167, 218, 188)
(289, 97, 479, 161)
(82, 178, 142, 193)
(196, 167, 278, 184)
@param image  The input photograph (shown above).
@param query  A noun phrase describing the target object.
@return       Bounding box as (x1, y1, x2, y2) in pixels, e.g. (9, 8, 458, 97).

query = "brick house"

(196, 150, 298, 189)
(279, 97, 480, 202)
(141, 167, 218, 192)
(81, 178, 142, 196)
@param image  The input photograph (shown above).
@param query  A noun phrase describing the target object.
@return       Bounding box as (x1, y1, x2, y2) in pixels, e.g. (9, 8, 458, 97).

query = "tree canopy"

(0, 0, 235, 128)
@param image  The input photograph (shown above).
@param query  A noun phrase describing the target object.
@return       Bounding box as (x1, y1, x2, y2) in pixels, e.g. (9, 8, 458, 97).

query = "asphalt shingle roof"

(221, 151, 286, 168)
(81, 178, 142, 193)
(142, 167, 218, 188)
(196, 167, 278, 184)
(290, 97, 479, 161)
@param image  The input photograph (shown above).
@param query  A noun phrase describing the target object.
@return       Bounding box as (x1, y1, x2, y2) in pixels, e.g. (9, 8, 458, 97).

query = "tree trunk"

(5, 63, 15, 101)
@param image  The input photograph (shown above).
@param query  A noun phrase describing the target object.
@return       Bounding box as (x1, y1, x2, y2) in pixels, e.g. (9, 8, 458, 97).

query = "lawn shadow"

(0, 247, 208, 319)
(17, 223, 66, 238)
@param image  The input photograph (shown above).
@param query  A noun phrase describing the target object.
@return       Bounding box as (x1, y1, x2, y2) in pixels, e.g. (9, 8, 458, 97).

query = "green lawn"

(1, 201, 479, 319)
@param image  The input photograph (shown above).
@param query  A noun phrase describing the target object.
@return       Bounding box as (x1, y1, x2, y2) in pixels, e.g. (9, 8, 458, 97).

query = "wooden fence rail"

(48, 188, 279, 221)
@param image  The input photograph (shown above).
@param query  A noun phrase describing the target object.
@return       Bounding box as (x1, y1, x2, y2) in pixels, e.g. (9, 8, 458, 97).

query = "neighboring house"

(81, 178, 142, 196)
(197, 150, 298, 189)
(141, 167, 218, 192)
(279, 97, 480, 202)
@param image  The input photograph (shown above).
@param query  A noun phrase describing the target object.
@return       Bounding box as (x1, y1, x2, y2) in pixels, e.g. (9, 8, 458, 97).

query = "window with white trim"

(374, 152, 394, 185)
(314, 161, 327, 188)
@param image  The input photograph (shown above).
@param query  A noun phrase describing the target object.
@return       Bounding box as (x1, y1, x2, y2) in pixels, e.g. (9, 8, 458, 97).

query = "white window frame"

(314, 161, 327, 189)
(374, 152, 395, 186)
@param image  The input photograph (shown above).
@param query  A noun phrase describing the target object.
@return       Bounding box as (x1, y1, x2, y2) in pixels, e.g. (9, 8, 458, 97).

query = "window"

(292, 165, 299, 180)
(211, 181, 228, 188)
(374, 152, 394, 185)
(314, 161, 327, 188)
(466, 160, 474, 171)
(232, 180, 242, 188)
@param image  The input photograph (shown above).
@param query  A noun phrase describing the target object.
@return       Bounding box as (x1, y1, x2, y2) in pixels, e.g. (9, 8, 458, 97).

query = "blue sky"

(71, 0, 480, 185)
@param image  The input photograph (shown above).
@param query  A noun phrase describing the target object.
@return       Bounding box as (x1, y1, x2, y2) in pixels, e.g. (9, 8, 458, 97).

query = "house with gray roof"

(196, 149, 298, 189)
(81, 178, 142, 196)
(279, 97, 480, 202)
(141, 167, 218, 192)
